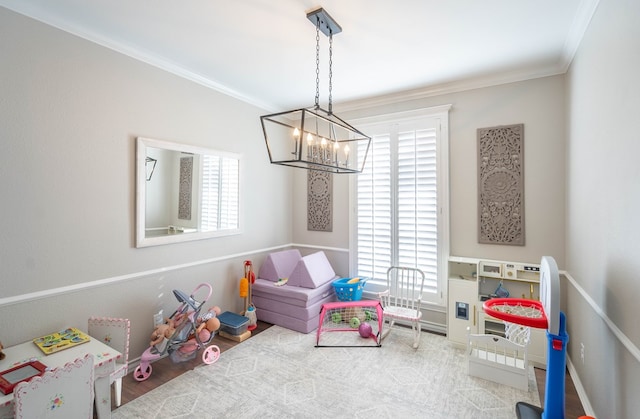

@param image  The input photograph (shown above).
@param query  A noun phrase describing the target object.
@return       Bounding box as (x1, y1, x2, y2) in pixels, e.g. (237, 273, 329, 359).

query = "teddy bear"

(150, 318, 176, 351)
(0, 341, 5, 360)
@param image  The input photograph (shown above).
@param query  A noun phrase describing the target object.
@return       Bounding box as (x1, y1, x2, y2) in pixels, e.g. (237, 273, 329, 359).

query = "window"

(350, 106, 450, 305)
(200, 155, 239, 231)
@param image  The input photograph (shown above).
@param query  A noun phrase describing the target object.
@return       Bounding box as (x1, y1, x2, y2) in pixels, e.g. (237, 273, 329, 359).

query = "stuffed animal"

(0, 341, 5, 360)
(180, 306, 219, 354)
(150, 318, 176, 347)
(196, 306, 221, 336)
(179, 327, 213, 356)
(197, 328, 211, 343)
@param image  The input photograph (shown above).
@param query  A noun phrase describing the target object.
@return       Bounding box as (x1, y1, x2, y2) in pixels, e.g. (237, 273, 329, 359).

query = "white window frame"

(349, 105, 451, 306)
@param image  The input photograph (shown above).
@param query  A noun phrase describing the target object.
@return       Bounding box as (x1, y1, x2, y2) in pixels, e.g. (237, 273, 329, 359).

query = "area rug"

(113, 325, 540, 418)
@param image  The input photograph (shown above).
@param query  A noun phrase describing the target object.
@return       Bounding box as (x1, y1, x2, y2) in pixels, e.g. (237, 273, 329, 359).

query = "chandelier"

(260, 7, 371, 174)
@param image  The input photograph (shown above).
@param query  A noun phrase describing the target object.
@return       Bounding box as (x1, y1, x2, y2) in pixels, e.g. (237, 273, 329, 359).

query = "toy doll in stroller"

(134, 283, 221, 381)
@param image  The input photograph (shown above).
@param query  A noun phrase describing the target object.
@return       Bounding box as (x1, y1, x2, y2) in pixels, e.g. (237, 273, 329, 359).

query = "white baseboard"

(567, 356, 596, 417)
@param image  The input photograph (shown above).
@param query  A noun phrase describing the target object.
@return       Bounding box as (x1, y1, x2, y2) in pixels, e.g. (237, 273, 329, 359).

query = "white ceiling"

(1, 0, 598, 112)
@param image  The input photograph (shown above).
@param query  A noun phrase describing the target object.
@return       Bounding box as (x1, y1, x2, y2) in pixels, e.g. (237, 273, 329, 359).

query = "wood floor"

(535, 366, 586, 418)
(112, 322, 585, 417)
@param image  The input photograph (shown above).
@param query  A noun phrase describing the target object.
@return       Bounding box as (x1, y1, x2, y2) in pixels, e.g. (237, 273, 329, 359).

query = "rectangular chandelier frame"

(261, 106, 371, 174)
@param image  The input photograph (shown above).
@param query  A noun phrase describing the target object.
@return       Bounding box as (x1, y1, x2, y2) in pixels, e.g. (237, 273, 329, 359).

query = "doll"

(196, 306, 221, 337)
(150, 318, 176, 352)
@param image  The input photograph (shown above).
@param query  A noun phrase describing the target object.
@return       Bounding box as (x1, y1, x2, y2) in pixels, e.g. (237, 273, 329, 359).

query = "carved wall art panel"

(178, 156, 193, 220)
(477, 124, 524, 245)
(307, 170, 333, 232)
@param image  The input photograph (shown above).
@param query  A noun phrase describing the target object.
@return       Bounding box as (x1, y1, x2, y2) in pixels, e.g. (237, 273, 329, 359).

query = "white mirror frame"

(136, 137, 242, 247)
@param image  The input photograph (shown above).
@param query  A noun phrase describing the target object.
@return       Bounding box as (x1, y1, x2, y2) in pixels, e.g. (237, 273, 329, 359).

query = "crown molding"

(559, 0, 601, 73)
(334, 65, 566, 113)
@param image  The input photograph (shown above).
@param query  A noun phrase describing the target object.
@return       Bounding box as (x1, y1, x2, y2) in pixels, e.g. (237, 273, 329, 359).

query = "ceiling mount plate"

(306, 7, 342, 37)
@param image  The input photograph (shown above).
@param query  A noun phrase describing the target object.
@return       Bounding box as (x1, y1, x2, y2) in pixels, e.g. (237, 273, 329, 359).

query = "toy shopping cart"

(133, 283, 221, 381)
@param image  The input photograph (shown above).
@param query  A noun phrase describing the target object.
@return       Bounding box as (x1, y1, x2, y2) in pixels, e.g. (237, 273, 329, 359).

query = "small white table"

(0, 332, 121, 419)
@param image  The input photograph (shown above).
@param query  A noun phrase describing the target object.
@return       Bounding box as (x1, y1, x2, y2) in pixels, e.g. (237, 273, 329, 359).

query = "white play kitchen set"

(448, 256, 569, 419)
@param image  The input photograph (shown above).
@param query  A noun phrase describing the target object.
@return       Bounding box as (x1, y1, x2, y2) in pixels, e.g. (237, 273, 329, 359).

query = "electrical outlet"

(580, 342, 585, 364)
(153, 310, 164, 327)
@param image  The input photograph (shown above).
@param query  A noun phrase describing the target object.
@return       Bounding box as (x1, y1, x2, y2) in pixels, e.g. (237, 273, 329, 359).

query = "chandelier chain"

(328, 32, 333, 114)
(315, 20, 320, 109)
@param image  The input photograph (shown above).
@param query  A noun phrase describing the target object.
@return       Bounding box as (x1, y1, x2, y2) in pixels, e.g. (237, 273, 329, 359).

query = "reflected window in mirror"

(201, 154, 239, 231)
(136, 137, 242, 247)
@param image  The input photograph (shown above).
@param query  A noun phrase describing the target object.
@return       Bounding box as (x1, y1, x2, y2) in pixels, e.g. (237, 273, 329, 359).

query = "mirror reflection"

(136, 137, 241, 247)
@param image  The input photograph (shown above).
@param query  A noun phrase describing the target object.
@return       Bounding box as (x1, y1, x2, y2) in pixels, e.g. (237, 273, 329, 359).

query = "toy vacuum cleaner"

(240, 260, 257, 331)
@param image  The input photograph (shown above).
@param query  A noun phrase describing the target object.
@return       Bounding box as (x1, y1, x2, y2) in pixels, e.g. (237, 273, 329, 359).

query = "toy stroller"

(133, 283, 221, 381)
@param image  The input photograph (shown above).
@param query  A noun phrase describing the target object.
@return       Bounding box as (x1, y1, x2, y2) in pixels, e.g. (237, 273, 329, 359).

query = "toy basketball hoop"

(483, 256, 567, 419)
(483, 298, 548, 329)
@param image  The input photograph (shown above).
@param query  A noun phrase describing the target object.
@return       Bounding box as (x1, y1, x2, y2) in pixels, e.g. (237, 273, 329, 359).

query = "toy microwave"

(478, 261, 502, 278)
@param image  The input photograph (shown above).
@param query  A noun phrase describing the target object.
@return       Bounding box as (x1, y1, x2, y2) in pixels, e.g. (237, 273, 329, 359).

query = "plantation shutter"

(355, 114, 444, 301)
(356, 133, 392, 281)
(397, 128, 438, 294)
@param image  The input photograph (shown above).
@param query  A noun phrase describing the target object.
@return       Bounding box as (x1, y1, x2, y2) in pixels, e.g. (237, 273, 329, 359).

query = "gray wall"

(297, 76, 567, 270)
(0, 8, 293, 358)
(564, 0, 640, 417)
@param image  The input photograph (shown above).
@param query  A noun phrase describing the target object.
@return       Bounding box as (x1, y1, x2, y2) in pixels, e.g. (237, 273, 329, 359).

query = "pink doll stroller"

(133, 283, 221, 381)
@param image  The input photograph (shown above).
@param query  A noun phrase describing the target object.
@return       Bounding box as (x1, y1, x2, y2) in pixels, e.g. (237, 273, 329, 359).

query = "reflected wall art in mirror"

(136, 137, 241, 247)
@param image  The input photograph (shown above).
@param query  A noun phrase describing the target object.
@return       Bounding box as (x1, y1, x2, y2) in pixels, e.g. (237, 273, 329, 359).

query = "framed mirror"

(136, 137, 241, 247)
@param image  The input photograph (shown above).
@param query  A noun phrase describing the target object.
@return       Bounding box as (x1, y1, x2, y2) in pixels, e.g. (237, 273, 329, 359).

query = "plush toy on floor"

(0, 341, 5, 360)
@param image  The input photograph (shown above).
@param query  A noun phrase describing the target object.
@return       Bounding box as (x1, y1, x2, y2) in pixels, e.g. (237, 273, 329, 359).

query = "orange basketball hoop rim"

(483, 298, 548, 329)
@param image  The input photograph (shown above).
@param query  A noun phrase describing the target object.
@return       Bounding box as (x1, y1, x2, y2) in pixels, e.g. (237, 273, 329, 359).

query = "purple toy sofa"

(252, 249, 338, 333)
